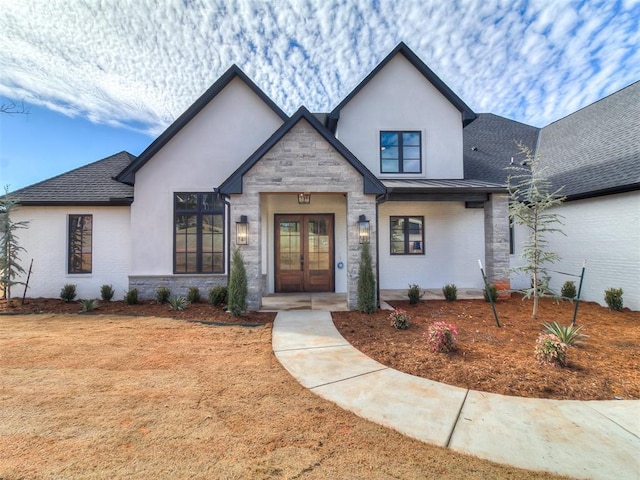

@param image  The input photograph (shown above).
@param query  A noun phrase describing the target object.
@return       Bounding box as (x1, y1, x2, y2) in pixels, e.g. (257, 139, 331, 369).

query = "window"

(68, 215, 92, 273)
(390, 216, 424, 255)
(174, 193, 225, 274)
(380, 131, 421, 173)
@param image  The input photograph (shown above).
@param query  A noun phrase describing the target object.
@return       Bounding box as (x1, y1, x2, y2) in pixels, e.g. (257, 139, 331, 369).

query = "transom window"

(390, 216, 424, 255)
(380, 131, 422, 173)
(174, 193, 225, 274)
(68, 214, 92, 273)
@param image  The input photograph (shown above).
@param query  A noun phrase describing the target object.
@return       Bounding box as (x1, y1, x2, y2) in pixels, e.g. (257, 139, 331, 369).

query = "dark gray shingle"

(11, 151, 135, 205)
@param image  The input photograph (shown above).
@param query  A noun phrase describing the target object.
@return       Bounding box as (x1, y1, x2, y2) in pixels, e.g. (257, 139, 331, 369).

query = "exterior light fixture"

(297, 192, 311, 204)
(236, 215, 248, 245)
(358, 214, 370, 244)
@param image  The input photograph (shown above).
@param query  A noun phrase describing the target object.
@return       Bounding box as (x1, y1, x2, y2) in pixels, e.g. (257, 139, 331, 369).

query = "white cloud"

(0, 0, 638, 133)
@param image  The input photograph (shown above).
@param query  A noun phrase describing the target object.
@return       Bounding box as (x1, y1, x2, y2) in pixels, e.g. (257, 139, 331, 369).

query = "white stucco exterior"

(510, 191, 639, 310)
(378, 201, 485, 289)
(10, 206, 131, 301)
(336, 55, 464, 179)
(129, 76, 285, 275)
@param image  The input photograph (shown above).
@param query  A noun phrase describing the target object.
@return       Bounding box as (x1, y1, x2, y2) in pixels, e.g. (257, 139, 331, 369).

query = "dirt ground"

(334, 294, 640, 400)
(0, 313, 570, 480)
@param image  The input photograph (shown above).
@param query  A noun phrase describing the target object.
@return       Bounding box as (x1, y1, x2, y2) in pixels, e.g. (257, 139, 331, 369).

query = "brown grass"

(0, 314, 569, 479)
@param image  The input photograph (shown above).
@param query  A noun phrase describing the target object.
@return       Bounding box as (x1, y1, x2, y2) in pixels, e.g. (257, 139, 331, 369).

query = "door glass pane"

(279, 220, 300, 270)
(308, 219, 329, 270)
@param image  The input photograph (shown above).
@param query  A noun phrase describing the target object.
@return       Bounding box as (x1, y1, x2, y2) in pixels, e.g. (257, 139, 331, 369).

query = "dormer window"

(380, 131, 421, 174)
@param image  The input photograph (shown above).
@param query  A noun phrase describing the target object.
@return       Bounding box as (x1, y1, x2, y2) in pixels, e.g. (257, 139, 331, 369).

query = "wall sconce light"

(236, 215, 248, 245)
(358, 214, 370, 244)
(297, 192, 311, 204)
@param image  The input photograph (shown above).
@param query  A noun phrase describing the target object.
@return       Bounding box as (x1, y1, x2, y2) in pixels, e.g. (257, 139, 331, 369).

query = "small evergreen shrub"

(228, 248, 248, 317)
(407, 284, 423, 304)
(425, 322, 458, 353)
(100, 284, 114, 302)
(124, 288, 138, 305)
(79, 299, 99, 312)
(155, 286, 171, 304)
(389, 309, 410, 329)
(534, 333, 568, 367)
(169, 296, 188, 311)
(209, 285, 228, 306)
(187, 286, 201, 304)
(560, 281, 577, 300)
(60, 284, 77, 302)
(357, 242, 376, 313)
(442, 284, 457, 302)
(483, 284, 498, 302)
(543, 321, 588, 346)
(604, 288, 623, 311)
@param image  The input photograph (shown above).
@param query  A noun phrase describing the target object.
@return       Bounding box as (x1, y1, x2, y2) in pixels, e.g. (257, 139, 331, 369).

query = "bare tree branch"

(0, 101, 30, 116)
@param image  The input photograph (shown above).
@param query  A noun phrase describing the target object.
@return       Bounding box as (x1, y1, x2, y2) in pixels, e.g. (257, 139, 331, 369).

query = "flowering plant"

(389, 309, 410, 329)
(534, 333, 568, 367)
(426, 322, 458, 353)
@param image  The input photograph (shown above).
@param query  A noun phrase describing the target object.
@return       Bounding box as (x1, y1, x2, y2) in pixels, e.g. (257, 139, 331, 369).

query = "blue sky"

(1, 0, 639, 192)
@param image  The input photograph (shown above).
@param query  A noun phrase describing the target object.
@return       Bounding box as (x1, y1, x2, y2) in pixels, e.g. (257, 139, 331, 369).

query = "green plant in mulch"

(604, 288, 623, 311)
(389, 309, 410, 330)
(168, 296, 188, 311)
(442, 284, 458, 302)
(79, 299, 99, 313)
(60, 283, 77, 302)
(534, 333, 568, 367)
(124, 288, 138, 305)
(543, 321, 587, 347)
(209, 285, 228, 306)
(100, 284, 114, 302)
(186, 287, 201, 304)
(155, 286, 171, 304)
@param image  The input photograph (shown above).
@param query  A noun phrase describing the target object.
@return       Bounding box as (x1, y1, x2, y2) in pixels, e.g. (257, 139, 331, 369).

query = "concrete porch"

(260, 288, 485, 311)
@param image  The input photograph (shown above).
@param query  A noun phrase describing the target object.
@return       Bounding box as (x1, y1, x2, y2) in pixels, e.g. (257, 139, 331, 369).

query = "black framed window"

(390, 216, 424, 255)
(380, 131, 421, 173)
(174, 193, 225, 274)
(68, 215, 92, 273)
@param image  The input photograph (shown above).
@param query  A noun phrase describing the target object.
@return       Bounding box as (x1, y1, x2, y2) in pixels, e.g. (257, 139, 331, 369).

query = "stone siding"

(483, 193, 510, 287)
(129, 275, 227, 300)
(232, 119, 378, 310)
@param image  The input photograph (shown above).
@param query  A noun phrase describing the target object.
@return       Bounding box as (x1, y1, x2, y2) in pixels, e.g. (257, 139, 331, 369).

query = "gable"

(218, 107, 385, 195)
(116, 65, 287, 186)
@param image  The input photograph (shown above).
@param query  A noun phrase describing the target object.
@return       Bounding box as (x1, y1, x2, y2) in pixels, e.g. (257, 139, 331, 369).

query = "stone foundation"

(129, 275, 228, 300)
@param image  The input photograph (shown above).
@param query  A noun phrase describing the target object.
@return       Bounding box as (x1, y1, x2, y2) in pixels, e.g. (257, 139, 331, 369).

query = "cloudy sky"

(1, 0, 639, 190)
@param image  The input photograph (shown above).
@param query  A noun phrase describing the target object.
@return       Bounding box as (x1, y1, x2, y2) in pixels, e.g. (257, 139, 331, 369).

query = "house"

(6, 43, 639, 310)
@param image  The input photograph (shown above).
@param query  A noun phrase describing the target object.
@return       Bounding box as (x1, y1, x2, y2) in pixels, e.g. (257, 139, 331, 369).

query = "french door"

(275, 214, 334, 292)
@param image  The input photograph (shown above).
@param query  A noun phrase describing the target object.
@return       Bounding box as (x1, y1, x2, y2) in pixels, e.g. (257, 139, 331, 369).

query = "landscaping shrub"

(357, 242, 376, 313)
(543, 321, 588, 346)
(425, 321, 458, 353)
(389, 309, 410, 329)
(228, 248, 248, 317)
(60, 284, 77, 302)
(442, 284, 457, 302)
(209, 285, 228, 306)
(79, 299, 99, 312)
(560, 280, 577, 300)
(604, 288, 623, 311)
(155, 286, 171, 304)
(407, 284, 423, 304)
(124, 288, 138, 305)
(534, 333, 568, 367)
(187, 286, 201, 304)
(483, 283, 498, 302)
(100, 284, 114, 302)
(169, 296, 188, 311)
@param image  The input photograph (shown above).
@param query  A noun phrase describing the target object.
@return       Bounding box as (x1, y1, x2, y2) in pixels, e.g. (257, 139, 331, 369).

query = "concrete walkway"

(272, 311, 640, 480)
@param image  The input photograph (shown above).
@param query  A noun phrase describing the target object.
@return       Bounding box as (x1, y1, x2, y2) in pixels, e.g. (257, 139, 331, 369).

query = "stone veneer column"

(229, 192, 262, 311)
(484, 193, 510, 289)
(346, 191, 377, 310)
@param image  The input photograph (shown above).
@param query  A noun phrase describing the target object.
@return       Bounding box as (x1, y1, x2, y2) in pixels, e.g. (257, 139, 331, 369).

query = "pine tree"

(357, 241, 376, 313)
(507, 145, 565, 319)
(227, 247, 248, 317)
(0, 186, 29, 301)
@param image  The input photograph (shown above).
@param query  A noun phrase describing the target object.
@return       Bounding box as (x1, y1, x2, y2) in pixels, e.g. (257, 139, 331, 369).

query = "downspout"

(375, 192, 389, 308)
(213, 188, 231, 277)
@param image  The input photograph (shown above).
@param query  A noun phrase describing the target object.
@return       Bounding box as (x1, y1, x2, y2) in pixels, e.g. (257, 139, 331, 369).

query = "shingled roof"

(463, 113, 540, 185)
(11, 151, 135, 205)
(536, 80, 640, 200)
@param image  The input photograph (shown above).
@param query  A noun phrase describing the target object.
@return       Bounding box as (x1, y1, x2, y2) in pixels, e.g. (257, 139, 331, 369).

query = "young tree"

(357, 241, 376, 313)
(227, 247, 247, 317)
(507, 145, 566, 319)
(0, 186, 30, 301)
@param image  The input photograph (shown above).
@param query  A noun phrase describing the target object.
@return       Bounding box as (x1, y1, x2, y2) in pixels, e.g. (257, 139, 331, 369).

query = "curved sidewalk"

(272, 310, 640, 480)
